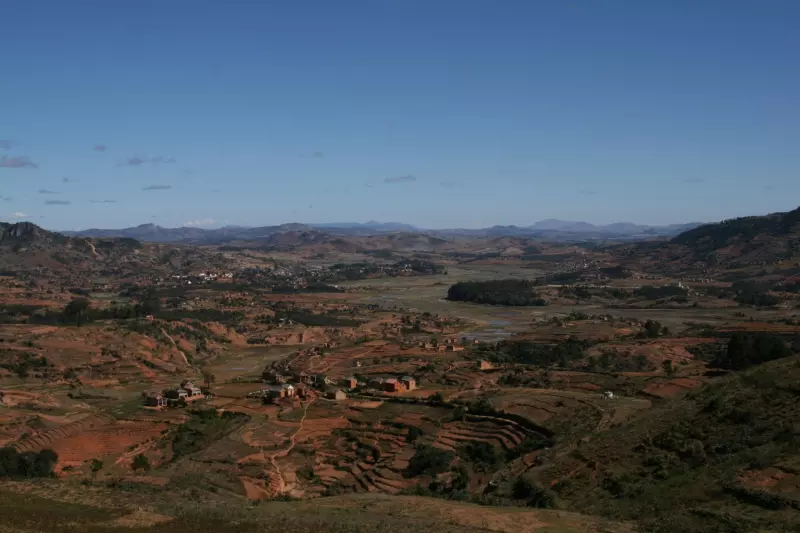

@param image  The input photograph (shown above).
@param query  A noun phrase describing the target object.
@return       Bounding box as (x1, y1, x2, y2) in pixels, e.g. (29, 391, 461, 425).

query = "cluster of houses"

(366, 375, 416, 393)
(163, 271, 234, 286)
(419, 339, 466, 352)
(260, 369, 350, 403)
(142, 380, 205, 408)
(260, 366, 419, 404)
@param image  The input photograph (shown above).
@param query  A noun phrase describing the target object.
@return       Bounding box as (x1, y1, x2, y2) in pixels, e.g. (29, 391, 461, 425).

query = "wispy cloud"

(683, 178, 705, 184)
(90, 199, 117, 204)
(45, 200, 71, 205)
(142, 184, 172, 191)
(9, 212, 28, 218)
(62, 177, 78, 183)
(118, 154, 176, 167)
(384, 175, 416, 184)
(93, 144, 108, 152)
(0, 140, 13, 150)
(119, 155, 146, 166)
(763, 185, 775, 191)
(38, 189, 60, 195)
(578, 189, 599, 196)
(0, 155, 37, 168)
(0, 195, 11, 202)
(300, 151, 324, 159)
(184, 218, 215, 227)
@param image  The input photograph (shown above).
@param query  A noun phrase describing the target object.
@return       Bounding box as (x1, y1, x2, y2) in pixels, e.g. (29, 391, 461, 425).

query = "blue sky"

(1, 0, 799, 230)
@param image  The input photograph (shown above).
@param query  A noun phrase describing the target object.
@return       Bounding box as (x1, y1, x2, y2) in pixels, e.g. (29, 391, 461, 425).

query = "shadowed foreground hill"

(0, 489, 629, 533)
(524, 355, 800, 533)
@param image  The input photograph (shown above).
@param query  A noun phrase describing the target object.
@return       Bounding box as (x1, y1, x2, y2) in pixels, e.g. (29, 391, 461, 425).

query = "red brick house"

(400, 376, 416, 391)
(383, 378, 403, 393)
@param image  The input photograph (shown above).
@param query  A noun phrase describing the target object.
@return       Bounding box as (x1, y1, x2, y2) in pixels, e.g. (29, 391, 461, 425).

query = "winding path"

(265, 395, 316, 494)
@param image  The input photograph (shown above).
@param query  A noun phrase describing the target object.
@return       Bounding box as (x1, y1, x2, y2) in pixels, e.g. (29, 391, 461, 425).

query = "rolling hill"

(612, 207, 800, 272)
(520, 354, 800, 533)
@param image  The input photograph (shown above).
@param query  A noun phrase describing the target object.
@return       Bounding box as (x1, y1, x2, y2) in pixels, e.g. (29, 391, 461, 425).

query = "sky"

(1, 0, 799, 230)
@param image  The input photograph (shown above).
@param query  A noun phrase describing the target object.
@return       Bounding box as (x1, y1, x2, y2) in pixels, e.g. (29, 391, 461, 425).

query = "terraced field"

(436, 415, 527, 453)
(289, 401, 555, 497)
(12, 413, 116, 453)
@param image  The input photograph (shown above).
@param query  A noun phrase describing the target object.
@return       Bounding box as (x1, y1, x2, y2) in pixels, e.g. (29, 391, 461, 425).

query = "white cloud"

(9, 212, 29, 218)
(184, 218, 215, 227)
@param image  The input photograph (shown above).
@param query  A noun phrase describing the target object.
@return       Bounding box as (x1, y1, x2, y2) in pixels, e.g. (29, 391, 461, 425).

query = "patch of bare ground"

(104, 509, 173, 528)
(301, 494, 632, 533)
(642, 377, 704, 398)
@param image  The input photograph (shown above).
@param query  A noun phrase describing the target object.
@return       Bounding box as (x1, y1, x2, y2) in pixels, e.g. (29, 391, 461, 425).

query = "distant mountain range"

(61, 219, 704, 244)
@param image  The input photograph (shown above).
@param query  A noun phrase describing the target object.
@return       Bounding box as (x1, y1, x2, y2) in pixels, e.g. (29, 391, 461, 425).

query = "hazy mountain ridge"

(62, 219, 704, 244)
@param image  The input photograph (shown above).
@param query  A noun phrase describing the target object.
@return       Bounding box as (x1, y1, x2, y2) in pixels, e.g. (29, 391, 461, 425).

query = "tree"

(202, 370, 216, 392)
(407, 426, 424, 443)
(90, 458, 103, 480)
(427, 392, 445, 406)
(469, 396, 495, 415)
(644, 320, 662, 338)
(662, 360, 675, 377)
(599, 351, 611, 370)
(136, 295, 161, 316)
(62, 298, 90, 326)
(634, 354, 651, 371)
(131, 454, 150, 472)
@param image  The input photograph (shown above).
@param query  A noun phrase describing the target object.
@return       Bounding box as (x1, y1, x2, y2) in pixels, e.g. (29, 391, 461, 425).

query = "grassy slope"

(0, 487, 629, 533)
(530, 355, 800, 533)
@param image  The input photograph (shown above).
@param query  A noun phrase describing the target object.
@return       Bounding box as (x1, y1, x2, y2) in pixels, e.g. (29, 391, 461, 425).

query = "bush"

(405, 445, 454, 478)
(131, 454, 150, 472)
(512, 475, 559, 508)
(407, 426, 424, 443)
(644, 320, 663, 338)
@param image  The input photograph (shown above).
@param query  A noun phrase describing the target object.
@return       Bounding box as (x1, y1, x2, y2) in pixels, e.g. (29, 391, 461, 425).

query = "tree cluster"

(633, 285, 688, 300)
(0, 447, 58, 478)
(447, 280, 548, 306)
(477, 338, 590, 367)
(0, 350, 51, 378)
(713, 333, 792, 370)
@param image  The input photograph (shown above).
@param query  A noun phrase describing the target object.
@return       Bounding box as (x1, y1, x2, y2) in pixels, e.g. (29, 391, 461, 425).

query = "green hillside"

(521, 355, 800, 533)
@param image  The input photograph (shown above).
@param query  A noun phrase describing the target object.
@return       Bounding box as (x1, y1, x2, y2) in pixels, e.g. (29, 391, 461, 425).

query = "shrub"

(405, 445, 454, 478)
(407, 426, 424, 443)
(131, 454, 150, 472)
(512, 474, 559, 508)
